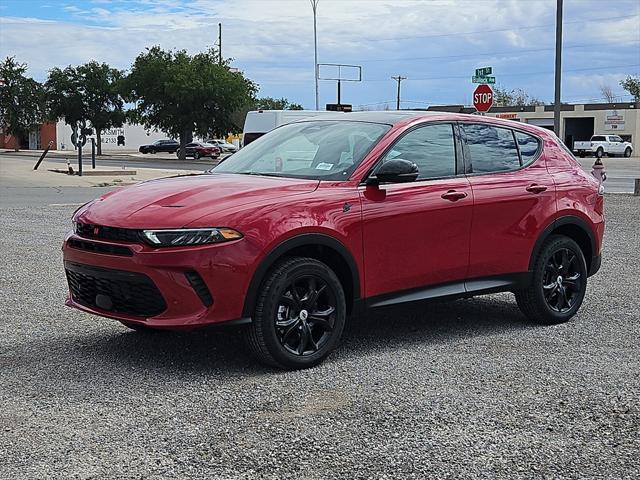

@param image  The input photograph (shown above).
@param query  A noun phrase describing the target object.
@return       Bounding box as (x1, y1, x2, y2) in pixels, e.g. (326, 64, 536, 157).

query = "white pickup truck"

(574, 134, 633, 158)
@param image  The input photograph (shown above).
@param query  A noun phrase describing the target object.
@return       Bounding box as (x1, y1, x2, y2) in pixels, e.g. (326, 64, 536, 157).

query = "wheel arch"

(530, 216, 597, 274)
(242, 234, 361, 318)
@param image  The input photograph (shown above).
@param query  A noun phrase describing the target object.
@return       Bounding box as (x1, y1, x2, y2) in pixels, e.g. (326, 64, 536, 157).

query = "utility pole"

(553, 0, 563, 137)
(392, 75, 407, 110)
(218, 23, 222, 65)
(311, 0, 320, 110)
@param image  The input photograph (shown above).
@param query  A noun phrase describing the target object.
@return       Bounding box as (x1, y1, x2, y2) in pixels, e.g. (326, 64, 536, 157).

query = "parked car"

(63, 112, 604, 369)
(573, 134, 633, 158)
(139, 139, 179, 154)
(180, 142, 221, 159)
(206, 139, 238, 153)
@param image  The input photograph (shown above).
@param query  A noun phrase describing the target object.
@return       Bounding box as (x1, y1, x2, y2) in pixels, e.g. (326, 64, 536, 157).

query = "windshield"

(212, 120, 390, 180)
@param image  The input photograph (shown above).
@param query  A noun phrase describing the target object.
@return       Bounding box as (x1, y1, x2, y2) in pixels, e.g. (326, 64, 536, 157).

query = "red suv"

(63, 112, 604, 369)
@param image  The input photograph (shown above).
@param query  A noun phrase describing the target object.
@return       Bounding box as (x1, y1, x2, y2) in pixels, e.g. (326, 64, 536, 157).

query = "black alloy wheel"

(515, 235, 587, 325)
(245, 257, 346, 369)
(542, 248, 583, 313)
(275, 275, 336, 356)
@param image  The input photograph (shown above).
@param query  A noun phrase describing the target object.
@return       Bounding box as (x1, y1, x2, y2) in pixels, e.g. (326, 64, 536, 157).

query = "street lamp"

(311, 0, 319, 110)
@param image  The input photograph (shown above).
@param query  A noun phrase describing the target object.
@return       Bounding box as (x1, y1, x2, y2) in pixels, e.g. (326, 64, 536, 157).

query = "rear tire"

(194, 151, 201, 160)
(624, 147, 632, 158)
(515, 235, 587, 325)
(596, 147, 604, 159)
(150, 148, 156, 154)
(244, 257, 346, 370)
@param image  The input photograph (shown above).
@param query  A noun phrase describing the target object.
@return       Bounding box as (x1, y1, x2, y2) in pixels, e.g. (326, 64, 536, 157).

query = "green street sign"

(475, 67, 492, 77)
(472, 76, 496, 84)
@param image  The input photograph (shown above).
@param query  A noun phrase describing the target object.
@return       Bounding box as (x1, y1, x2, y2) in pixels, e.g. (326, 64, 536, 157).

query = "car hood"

(75, 173, 320, 229)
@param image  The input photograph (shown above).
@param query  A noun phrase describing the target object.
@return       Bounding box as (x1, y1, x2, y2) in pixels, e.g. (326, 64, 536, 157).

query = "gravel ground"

(0, 195, 638, 479)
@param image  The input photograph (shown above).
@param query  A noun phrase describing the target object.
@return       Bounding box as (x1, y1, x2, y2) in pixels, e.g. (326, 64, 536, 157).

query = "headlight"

(141, 228, 243, 247)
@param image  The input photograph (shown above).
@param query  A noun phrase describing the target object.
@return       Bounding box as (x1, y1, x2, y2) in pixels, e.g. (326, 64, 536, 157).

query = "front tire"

(244, 257, 346, 369)
(515, 235, 587, 325)
(596, 147, 604, 159)
(194, 151, 201, 160)
(624, 147, 632, 158)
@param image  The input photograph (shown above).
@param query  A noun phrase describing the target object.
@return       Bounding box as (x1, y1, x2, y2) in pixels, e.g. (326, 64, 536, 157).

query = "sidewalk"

(0, 155, 195, 189)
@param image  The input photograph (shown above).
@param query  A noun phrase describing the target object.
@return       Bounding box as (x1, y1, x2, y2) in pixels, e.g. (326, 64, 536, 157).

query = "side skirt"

(360, 272, 532, 311)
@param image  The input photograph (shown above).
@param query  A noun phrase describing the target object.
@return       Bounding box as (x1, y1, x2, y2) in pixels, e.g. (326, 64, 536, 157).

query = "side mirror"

(369, 158, 419, 185)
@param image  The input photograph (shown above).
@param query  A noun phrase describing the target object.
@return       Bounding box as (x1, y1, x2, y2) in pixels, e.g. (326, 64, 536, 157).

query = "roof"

(292, 110, 447, 125)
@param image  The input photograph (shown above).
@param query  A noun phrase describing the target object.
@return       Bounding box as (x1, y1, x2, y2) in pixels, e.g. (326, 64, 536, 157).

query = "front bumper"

(62, 232, 256, 328)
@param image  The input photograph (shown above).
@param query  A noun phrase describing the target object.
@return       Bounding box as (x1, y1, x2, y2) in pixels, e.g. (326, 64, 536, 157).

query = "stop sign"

(473, 84, 493, 112)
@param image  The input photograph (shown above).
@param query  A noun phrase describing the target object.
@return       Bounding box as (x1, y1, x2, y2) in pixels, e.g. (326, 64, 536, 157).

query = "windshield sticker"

(315, 163, 333, 170)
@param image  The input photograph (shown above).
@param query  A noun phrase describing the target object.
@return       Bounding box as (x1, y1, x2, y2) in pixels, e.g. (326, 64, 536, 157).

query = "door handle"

(441, 190, 468, 201)
(526, 184, 548, 194)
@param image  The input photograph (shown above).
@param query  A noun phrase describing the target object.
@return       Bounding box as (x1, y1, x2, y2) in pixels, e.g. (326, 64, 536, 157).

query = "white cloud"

(0, 0, 638, 107)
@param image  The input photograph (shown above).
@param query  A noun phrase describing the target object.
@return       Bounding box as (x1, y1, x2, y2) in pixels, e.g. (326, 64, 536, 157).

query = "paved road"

(0, 193, 638, 478)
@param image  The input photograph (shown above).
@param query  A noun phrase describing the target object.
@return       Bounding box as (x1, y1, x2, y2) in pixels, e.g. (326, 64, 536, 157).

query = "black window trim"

(360, 120, 464, 185)
(457, 121, 543, 176)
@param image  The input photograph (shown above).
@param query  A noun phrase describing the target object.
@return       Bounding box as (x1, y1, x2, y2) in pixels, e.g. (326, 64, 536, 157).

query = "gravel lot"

(1, 195, 638, 479)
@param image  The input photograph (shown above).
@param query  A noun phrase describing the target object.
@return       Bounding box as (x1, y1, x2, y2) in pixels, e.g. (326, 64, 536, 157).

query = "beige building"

(428, 102, 639, 152)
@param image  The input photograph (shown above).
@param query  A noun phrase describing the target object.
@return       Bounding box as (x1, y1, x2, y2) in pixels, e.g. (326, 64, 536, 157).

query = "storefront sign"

(604, 110, 625, 130)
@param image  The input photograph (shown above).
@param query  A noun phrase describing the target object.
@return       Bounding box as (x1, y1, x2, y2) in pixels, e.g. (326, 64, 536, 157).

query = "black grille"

(68, 239, 133, 256)
(65, 262, 166, 317)
(185, 270, 213, 307)
(76, 223, 141, 243)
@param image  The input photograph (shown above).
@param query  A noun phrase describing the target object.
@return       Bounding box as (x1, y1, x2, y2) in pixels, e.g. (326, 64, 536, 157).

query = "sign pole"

(553, 0, 563, 136)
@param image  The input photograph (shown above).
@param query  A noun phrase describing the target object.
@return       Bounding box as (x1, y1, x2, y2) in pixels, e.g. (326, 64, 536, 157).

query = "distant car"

(573, 135, 633, 158)
(180, 142, 221, 160)
(206, 139, 238, 153)
(139, 139, 179, 154)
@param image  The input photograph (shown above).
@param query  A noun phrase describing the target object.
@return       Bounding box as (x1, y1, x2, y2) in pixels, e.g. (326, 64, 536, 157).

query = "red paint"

(473, 84, 494, 112)
(62, 113, 604, 328)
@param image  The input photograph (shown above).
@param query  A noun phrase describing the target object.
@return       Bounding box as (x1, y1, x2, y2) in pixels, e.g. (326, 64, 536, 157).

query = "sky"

(1, 0, 639, 110)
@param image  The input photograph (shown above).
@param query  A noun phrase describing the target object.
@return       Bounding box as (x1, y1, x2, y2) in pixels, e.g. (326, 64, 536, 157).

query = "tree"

(0, 57, 45, 151)
(620, 75, 640, 102)
(45, 62, 125, 155)
(123, 46, 257, 159)
(493, 86, 544, 107)
(77, 62, 125, 155)
(256, 96, 303, 110)
(599, 84, 616, 103)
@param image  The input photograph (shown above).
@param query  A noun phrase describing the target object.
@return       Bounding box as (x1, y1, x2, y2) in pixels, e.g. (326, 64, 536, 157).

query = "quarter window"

(463, 124, 520, 173)
(378, 123, 456, 179)
(514, 131, 540, 166)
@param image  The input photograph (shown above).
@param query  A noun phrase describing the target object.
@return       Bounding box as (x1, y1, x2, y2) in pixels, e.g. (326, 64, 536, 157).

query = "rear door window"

(514, 131, 540, 166)
(462, 124, 520, 173)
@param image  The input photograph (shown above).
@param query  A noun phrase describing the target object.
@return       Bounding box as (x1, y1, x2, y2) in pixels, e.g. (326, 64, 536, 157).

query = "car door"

(360, 122, 473, 299)
(461, 123, 556, 278)
(611, 136, 624, 155)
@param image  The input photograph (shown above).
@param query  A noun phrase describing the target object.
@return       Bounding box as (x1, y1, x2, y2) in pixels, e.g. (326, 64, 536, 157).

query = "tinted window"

(463, 124, 520, 173)
(514, 131, 540, 165)
(378, 124, 456, 179)
(592, 136, 606, 142)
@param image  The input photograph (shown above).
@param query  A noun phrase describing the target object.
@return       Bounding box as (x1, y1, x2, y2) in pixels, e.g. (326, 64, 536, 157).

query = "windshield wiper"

(236, 172, 284, 178)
